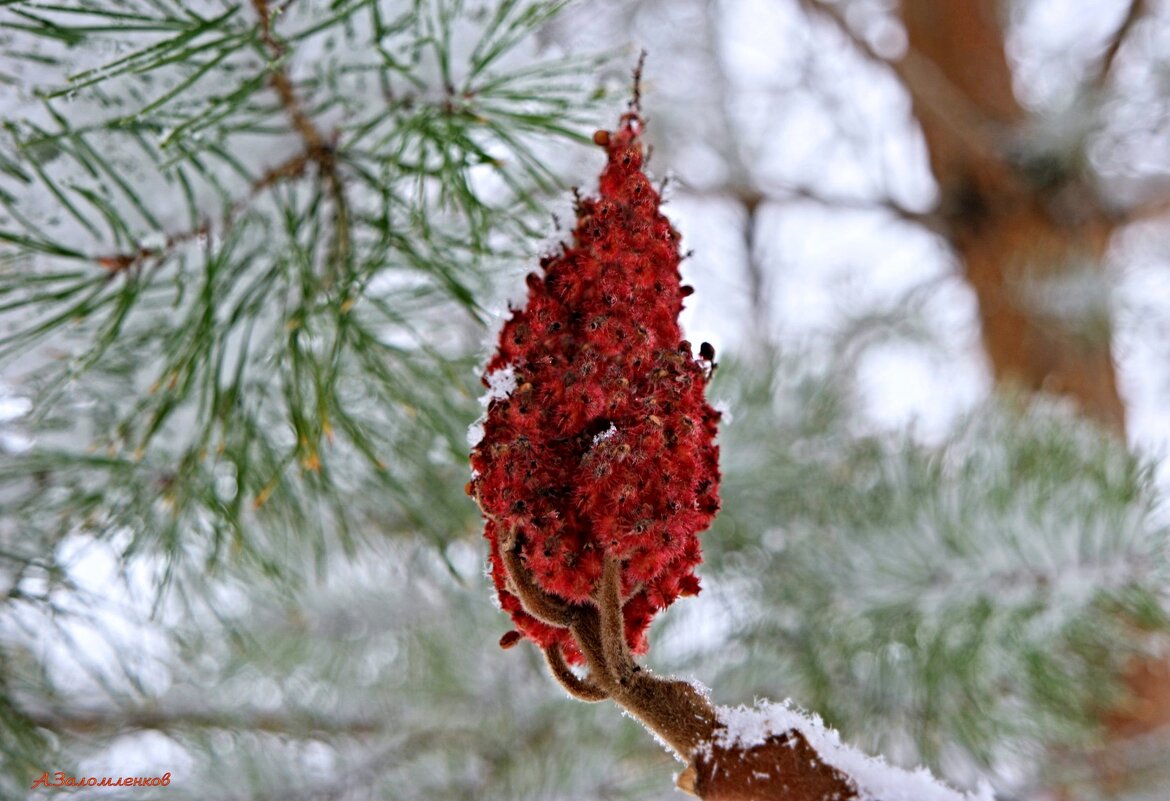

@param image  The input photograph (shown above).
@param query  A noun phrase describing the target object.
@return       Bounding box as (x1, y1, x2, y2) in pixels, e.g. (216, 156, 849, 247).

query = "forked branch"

(543, 643, 609, 702)
(597, 555, 636, 684)
(501, 535, 870, 799)
(498, 528, 576, 628)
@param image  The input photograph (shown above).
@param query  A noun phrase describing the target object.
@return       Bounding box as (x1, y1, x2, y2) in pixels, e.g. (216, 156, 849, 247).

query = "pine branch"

(0, 0, 607, 585)
(93, 142, 318, 274)
(1, 10, 612, 792)
(21, 706, 384, 738)
(251, 0, 351, 267)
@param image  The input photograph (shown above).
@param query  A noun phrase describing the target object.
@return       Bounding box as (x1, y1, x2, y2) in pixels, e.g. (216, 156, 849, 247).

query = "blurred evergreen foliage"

(700, 354, 1170, 796)
(0, 2, 1168, 801)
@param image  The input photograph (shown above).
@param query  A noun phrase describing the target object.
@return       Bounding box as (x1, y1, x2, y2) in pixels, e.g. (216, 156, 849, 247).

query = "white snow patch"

(0, 393, 32, 422)
(468, 365, 518, 448)
(482, 365, 518, 405)
(138, 230, 168, 251)
(592, 422, 617, 446)
(467, 418, 486, 448)
(1, 430, 33, 453)
(714, 700, 996, 801)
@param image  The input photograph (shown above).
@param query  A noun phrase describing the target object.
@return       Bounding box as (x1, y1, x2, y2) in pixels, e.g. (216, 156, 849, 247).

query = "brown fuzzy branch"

(613, 670, 720, 760)
(500, 537, 716, 756)
(498, 529, 576, 628)
(567, 607, 716, 759)
(503, 542, 869, 799)
(494, 540, 719, 761)
(496, 521, 864, 797)
(597, 555, 635, 684)
(543, 643, 609, 702)
(566, 606, 615, 689)
(530, 599, 874, 801)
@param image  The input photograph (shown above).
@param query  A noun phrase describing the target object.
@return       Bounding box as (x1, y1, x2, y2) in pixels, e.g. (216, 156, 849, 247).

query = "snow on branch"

(697, 699, 996, 801)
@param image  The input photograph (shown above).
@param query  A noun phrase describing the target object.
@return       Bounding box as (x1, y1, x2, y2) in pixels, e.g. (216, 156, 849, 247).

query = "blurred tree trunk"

(897, 3, 1161, 797)
(899, 0, 1126, 437)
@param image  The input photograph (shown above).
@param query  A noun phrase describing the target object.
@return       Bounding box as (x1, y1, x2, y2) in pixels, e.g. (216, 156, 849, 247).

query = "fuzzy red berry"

(470, 112, 721, 663)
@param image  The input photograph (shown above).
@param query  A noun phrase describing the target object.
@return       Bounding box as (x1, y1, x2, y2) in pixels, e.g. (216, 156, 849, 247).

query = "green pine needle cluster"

(0, 0, 610, 788)
(0, 0, 606, 578)
(703, 355, 1170, 795)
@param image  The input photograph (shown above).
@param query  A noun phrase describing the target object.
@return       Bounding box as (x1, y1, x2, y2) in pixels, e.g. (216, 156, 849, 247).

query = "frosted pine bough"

(468, 101, 991, 801)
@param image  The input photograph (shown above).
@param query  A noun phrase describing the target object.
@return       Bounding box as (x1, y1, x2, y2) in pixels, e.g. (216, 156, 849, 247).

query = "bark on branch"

(500, 537, 984, 800)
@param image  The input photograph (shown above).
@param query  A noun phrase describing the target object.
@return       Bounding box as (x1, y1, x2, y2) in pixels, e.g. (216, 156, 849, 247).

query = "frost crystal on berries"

(483, 365, 518, 403)
(592, 422, 618, 445)
(469, 112, 721, 663)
